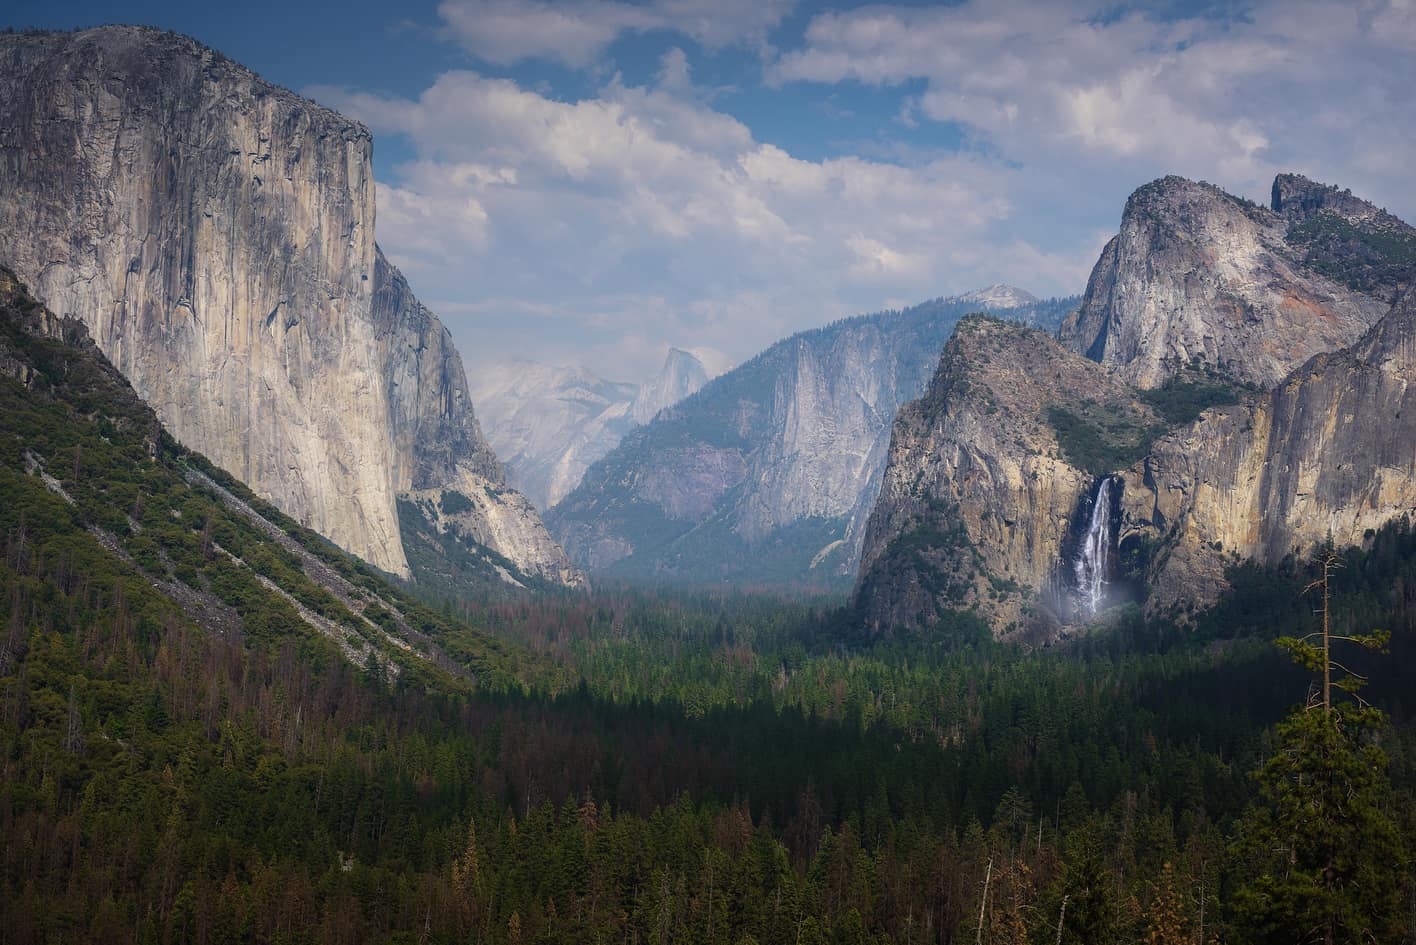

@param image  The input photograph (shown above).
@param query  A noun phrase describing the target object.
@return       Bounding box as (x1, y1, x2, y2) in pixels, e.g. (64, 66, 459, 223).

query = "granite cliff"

(0, 26, 580, 588)
(855, 317, 1158, 637)
(548, 292, 1077, 587)
(1118, 284, 1416, 612)
(858, 174, 1416, 637)
(1058, 176, 1394, 390)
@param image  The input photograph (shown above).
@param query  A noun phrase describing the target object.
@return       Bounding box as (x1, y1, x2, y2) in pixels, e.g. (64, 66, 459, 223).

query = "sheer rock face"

(853, 318, 1150, 637)
(858, 174, 1416, 637)
(549, 293, 1077, 585)
(371, 249, 584, 587)
(371, 247, 504, 491)
(1120, 287, 1416, 611)
(1059, 176, 1389, 390)
(0, 26, 579, 586)
(631, 348, 708, 425)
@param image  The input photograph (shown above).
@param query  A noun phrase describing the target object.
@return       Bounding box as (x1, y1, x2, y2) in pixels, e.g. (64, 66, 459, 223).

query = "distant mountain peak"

(949, 284, 1039, 309)
(632, 347, 709, 425)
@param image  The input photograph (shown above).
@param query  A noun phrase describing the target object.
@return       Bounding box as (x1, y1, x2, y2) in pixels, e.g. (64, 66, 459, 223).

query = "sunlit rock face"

(853, 317, 1153, 639)
(0, 26, 580, 586)
(858, 174, 1416, 639)
(1119, 286, 1416, 612)
(1059, 176, 1390, 391)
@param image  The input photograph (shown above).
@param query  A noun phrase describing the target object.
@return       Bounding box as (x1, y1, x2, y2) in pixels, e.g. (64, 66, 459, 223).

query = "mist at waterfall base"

(1048, 475, 1138, 623)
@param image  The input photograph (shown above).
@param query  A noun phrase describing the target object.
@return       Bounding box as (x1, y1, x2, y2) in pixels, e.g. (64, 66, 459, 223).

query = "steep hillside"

(549, 292, 1077, 587)
(0, 265, 550, 687)
(0, 26, 580, 589)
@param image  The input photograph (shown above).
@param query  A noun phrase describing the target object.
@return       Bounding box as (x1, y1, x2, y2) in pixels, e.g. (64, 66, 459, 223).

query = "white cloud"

(437, 0, 795, 67)
(771, 0, 1416, 212)
(318, 61, 1080, 379)
(317, 0, 1413, 383)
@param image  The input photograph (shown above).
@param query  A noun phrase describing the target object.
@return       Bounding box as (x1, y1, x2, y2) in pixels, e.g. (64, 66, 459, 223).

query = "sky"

(8, 0, 1416, 382)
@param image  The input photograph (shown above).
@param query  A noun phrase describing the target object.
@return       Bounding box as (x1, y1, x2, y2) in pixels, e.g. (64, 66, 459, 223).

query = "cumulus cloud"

(319, 64, 1086, 379)
(313, 0, 1411, 382)
(771, 0, 1415, 209)
(437, 0, 795, 67)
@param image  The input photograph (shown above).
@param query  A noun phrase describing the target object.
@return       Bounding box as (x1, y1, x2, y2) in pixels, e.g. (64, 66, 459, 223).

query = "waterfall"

(1073, 477, 1114, 617)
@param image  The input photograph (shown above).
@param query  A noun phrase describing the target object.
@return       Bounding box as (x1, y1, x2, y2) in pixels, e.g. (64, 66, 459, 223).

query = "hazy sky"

(8, 1, 1416, 381)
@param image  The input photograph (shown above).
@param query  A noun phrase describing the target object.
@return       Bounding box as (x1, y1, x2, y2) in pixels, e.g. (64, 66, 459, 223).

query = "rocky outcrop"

(1271, 173, 1416, 304)
(854, 317, 1156, 637)
(631, 347, 708, 425)
(858, 174, 1416, 638)
(549, 292, 1078, 586)
(1119, 285, 1416, 611)
(370, 249, 584, 587)
(0, 26, 579, 588)
(1059, 176, 1389, 390)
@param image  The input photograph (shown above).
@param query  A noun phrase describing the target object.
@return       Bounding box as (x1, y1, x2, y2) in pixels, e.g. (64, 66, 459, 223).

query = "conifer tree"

(1231, 551, 1404, 944)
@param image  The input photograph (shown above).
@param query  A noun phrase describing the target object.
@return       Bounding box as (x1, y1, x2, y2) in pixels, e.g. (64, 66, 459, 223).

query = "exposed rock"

(632, 347, 709, 424)
(0, 26, 579, 588)
(470, 346, 709, 512)
(854, 317, 1156, 637)
(549, 292, 1078, 586)
(371, 247, 503, 489)
(1120, 285, 1416, 611)
(857, 174, 1416, 638)
(371, 249, 583, 587)
(953, 284, 1040, 310)
(1059, 176, 1389, 390)
(404, 472, 588, 589)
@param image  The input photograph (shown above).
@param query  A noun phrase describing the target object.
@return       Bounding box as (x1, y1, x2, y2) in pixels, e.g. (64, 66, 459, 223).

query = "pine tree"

(1231, 552, 1404, 944)
(1141, 863, 1189, 945)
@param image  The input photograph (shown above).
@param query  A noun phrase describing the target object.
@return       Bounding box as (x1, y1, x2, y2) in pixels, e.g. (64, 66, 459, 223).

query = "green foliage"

(1230, 560, 1407, 944)
(3, 270, 1416, 942)
(1139, 378, 1241, 425)
(439, 489, 475, 515)
(1230, 707, 1404, 944)
(1287, 211, 1416, 298)
(1046, 402, 1164, 475)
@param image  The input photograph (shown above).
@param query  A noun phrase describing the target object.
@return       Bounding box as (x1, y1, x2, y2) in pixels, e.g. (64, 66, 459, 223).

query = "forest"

(2, 272, 1415, 944)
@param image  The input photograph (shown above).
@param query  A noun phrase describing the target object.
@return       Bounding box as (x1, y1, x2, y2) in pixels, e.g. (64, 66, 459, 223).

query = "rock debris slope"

(0, 26, 580, 588)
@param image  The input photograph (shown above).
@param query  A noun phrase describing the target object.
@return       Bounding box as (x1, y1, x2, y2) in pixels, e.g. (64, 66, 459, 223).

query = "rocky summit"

(0, 26, 581, 588)
(858, 174, 1416, 639)
(1058, 176, 1395, 390)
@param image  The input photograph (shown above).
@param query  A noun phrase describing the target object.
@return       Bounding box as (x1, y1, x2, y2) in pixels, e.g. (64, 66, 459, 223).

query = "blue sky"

(8, 1, 1416, 380)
